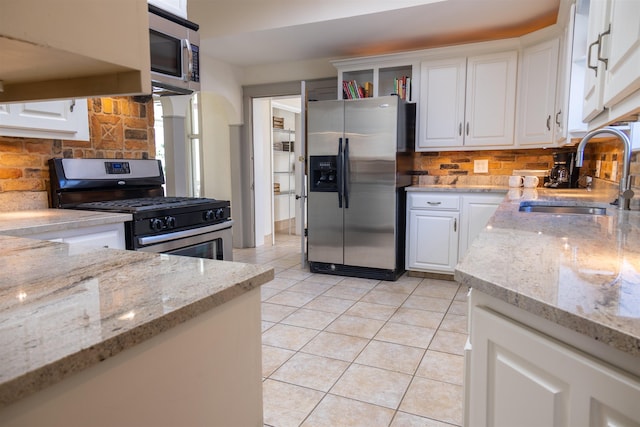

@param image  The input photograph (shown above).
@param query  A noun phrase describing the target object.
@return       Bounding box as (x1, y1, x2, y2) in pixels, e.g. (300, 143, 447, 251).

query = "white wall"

(252, 98, 272, 246)
(200, 92, 232, 201)
(241, 58, 337, 86)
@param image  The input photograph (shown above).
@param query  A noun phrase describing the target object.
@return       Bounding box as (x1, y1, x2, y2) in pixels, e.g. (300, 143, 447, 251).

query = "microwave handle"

(184, 39, 193, 82)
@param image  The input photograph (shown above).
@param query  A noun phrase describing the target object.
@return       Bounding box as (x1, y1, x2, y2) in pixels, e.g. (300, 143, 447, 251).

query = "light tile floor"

(233, 234, 468, 427)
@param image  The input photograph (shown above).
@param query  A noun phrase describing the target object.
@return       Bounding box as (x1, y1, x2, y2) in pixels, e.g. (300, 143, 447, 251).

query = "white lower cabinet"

(28, 223, 126, 250)
(459, 194, 504, 257)
(407, 191, 503, 274)
(467, 302, 640, 427)
(407, 208, 459, 273)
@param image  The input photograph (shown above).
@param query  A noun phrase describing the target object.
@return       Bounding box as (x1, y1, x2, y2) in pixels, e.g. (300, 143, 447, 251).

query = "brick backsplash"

(411, 147, 558, 179)
(0, 96, 155, 201)
(411, 141, 640, 191)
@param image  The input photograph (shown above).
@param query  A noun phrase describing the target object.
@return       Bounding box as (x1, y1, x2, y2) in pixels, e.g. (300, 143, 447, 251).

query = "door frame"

(238, 78, 336, 263)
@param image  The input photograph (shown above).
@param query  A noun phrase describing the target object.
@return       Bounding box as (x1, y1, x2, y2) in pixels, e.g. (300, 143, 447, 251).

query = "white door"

(0, 99, 89, 140)
(464, 51, 518, 147)
(469, 306, 640, 427)
(602, 0, 640, 107)
(407, 209, 459, 273)
(459, 194, 503, 258)
(516, 39, 560, 146)
(418, 57, 466, 149)
(582, 0, 611, 122)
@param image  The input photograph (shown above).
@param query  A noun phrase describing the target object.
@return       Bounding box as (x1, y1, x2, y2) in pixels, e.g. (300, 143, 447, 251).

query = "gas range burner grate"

(77, 197, 219, 212)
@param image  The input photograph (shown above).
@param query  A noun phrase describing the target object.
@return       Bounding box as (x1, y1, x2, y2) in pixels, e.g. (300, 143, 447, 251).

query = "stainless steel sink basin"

(518, 203, 607, 215)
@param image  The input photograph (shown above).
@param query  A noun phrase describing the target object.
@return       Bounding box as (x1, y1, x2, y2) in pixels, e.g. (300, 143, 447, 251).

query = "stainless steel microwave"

(148, 5, 200, 96)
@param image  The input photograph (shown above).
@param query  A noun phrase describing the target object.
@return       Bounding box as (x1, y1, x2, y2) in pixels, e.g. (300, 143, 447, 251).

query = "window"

(188, 93, 202, 197)
(153, 94, 201, 197)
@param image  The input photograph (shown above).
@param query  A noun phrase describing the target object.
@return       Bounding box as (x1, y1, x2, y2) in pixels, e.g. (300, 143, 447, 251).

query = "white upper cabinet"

(418, 58, 467, 148)
(418, 50, 517, 150)
(602, 0, 640, 108)
(465, 51, 518, 147)
(582, 0, 640, 126)
(0, 0, 151, 103)
(0, 99, 89, 140)
(148, 0, 188, 19)
(516, 39, 560, 146)
(582, 0, 612, 122)
(554, 3, 589, 144)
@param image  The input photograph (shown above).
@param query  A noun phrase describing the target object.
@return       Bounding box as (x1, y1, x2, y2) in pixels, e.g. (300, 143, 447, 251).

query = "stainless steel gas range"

(49, 158, 233, 261)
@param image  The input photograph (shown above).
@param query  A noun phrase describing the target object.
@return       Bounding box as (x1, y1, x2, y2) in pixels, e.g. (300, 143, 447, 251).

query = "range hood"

(0, 0, 151, 103)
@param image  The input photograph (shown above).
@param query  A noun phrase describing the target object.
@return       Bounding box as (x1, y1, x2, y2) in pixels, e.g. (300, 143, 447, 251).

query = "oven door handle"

(138, 220, 234, 246)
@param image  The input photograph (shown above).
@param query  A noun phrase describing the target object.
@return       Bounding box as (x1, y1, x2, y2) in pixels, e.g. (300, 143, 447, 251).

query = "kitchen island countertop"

(454, 187, 640, 358)
(0, 228, 273, 409)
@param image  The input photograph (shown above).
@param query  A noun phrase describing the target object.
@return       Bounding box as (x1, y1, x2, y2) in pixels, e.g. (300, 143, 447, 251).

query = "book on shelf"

(342, 80, 373, 99)
(393, 76, 411, 101)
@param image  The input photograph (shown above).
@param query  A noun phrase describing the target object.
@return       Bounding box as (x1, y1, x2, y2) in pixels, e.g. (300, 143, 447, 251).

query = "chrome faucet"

(575, 126, 634, 210)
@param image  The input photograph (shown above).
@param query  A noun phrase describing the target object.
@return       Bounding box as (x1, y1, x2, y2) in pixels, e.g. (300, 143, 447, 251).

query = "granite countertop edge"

(0, 209, 132, 237)
(453, 268, 640, 358)
(452, 186, 640, 359)
(406, 184, 509, 193)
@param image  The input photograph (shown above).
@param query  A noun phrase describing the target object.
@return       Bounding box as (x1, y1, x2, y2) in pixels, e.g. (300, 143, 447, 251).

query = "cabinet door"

(459, 194, 503, 259)
(63, 229, 125, 250)
(28, 223, 126, 250)
(0, 99, 89, 140)
(418, 58, 466, 149)
(468, 306, 640, 427)
(516, 39, 560, 146)
(602, 0, 640, 108)
(464, 51, 518, 147)
(582, 0, 611, 122)
(407, 209, 459, 273)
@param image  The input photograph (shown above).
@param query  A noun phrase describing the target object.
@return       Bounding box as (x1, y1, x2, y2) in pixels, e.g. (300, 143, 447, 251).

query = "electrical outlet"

(474, 159, 489, 173)
(595, 160, 602, 178)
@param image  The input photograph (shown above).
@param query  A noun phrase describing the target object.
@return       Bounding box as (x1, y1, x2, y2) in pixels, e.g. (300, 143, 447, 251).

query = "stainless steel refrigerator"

(307, 95, 415, 281)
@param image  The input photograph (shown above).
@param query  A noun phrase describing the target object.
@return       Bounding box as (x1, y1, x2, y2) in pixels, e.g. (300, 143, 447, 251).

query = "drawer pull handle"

(427, 201, 442, 205)
(454, 218, 457, 232)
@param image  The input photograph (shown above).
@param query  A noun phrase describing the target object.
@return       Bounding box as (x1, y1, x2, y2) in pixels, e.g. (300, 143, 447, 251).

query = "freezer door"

(343, 96, 399, 270)
(307, 100, 344, 265)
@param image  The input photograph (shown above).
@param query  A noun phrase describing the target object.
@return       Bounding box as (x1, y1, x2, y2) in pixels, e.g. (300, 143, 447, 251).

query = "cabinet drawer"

(408, 193, 460, 210)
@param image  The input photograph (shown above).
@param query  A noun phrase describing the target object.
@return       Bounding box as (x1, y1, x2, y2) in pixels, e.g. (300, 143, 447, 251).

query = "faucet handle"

(622, 188, 635, 200)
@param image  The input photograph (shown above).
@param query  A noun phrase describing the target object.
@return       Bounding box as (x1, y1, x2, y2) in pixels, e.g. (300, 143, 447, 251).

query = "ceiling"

(189, 0, 561, 68)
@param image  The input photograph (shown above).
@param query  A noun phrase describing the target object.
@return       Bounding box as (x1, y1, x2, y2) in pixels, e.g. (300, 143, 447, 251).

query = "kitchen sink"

(518, 203, 607, 215)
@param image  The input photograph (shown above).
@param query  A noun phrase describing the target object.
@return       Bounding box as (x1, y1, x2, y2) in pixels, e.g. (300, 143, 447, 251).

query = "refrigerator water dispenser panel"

(310, 156, 338, 192)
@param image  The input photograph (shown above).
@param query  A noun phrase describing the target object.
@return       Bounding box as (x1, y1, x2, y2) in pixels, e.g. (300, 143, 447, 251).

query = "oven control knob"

(203, 210, 216, 221)
(214, 208, 225, 220)
(165, 216, 177, 229)
(150, 218, 164, 231)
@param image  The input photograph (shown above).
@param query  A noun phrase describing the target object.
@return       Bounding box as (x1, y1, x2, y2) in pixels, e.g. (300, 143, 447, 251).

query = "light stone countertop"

(406, 184, 509, 193)
(454, 187, 640, 358)
(0, 209, 132, 236)
(0, 213, 274, 408)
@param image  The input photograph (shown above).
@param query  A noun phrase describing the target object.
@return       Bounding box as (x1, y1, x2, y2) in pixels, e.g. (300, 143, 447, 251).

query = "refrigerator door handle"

(337, 138, 344, 208)
(344, 138, 350, 209)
